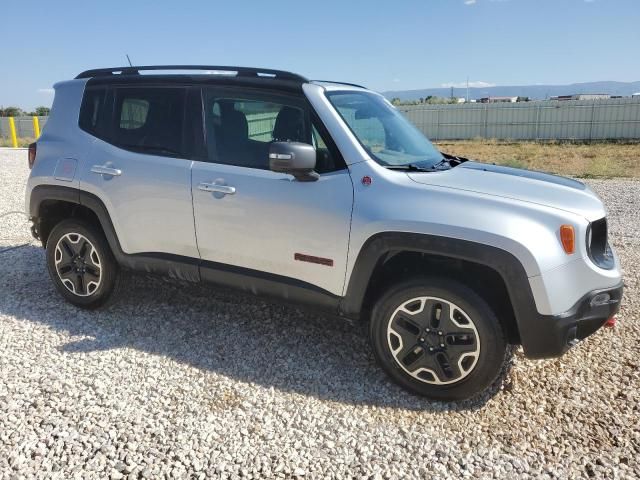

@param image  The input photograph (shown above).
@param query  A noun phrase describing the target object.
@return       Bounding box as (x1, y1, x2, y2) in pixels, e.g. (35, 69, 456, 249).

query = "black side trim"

(340, 232, 548, 358)
(200, 260, 340, 312)
(29, 185, 339, 311)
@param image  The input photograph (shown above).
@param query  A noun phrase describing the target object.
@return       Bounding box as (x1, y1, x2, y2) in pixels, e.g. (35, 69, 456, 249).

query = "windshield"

(326, 91, 444, 168)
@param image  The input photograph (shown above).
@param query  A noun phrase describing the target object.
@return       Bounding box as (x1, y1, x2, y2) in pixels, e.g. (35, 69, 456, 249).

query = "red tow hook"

(604, 316, 616, 328)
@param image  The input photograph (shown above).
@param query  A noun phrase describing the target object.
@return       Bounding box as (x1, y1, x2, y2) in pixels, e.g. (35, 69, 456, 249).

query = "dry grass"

(435, 139, 640, 178)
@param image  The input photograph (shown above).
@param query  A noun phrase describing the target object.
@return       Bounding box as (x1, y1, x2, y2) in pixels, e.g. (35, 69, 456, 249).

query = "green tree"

(35, 106, 51, 116)
(0, 106, 23, 117)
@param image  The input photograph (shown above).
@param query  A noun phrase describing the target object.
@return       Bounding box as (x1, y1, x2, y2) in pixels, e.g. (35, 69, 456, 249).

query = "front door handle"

(91, 165, 122, 176)
(198, 182, 236, 195)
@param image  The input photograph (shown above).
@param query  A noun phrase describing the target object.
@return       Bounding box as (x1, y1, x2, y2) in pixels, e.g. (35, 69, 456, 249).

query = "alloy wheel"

(386, 296, 480, 385)
(54, 233, 102, 296)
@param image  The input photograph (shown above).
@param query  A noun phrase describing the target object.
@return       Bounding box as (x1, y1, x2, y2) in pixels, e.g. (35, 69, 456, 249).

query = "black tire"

(46, 219, 122, 309)
(370, 276, 508, 401)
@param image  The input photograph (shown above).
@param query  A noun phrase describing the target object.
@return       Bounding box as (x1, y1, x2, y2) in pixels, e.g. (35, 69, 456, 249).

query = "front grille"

(587, 218, 614, 269)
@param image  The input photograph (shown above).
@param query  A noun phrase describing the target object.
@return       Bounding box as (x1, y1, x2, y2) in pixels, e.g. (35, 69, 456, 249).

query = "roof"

(76, 65, 307, 81)
(75, 65, 368, 92)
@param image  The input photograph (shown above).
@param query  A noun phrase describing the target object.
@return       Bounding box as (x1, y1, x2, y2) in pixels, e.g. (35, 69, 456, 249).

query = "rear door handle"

(198, 182, 236, 195)
(91, 165, 122, 176)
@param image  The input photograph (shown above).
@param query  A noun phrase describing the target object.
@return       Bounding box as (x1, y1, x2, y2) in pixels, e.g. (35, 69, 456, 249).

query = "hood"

(407, 161, 606, 221)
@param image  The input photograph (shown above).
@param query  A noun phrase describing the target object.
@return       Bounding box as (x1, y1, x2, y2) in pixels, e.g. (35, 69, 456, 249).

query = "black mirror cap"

(269, 142, 319, 182)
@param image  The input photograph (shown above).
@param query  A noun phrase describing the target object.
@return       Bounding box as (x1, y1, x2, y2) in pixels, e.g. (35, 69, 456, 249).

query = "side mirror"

(269, 142, 319, 182)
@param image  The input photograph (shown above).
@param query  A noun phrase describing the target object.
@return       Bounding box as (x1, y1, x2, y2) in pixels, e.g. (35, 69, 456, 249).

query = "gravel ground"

(0, 148, 638, 479)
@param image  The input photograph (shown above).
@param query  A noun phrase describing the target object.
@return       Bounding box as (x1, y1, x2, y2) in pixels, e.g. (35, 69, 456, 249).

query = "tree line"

(390, 96, 459, 106)
(0, 106, 51, 117)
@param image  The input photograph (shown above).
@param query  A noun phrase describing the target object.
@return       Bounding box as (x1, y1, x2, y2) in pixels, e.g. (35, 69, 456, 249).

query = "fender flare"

(339, 232, 544, 356)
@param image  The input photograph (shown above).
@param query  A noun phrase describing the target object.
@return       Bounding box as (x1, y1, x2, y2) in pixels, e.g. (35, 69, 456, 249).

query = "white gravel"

(1, 148, 638, 479)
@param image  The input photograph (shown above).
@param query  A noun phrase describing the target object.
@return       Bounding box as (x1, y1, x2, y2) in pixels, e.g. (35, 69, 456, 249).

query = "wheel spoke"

(438, 306, 473, 334)
(84, 266, 100, 283)
(77, 239, 89, 260)
(445, 332, 478, 356)
(57, 240, 75, 265)
(73, 274, 86, 295)
(410, 299, 450, 330)
(58, 264, 77, 280)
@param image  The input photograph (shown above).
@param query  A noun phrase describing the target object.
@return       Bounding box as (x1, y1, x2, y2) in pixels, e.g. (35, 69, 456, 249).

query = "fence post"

(484, 104, 489, 139)
(588, 103, 596, 142)
(8, 117, 18, 148)
(535, 103, 541, 140)
(32, 116, 41, 139)
(435, 108, 440, 141)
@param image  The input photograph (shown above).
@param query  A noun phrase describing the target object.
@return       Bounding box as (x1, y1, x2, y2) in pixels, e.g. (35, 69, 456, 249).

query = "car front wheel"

(370, 277, 509, 401)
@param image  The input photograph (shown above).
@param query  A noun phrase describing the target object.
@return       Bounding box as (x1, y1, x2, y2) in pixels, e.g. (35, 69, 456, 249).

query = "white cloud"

(464, 0, 476, 4)
(392, 78, 401, 83)
(37, 88, 54, 94)
(441, 81, 496, 88)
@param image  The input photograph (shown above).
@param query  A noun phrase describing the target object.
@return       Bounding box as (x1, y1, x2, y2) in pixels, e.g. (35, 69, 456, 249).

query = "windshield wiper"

(384, 164, 432, 172)
(384, 158, 451, 172)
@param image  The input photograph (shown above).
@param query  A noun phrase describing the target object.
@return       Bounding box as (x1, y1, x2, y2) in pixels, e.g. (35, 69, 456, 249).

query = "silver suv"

(25, 65, 623, 401)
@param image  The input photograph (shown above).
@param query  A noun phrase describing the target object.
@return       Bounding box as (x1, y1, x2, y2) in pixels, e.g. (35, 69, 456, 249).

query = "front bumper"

(521, 281, 623, 359)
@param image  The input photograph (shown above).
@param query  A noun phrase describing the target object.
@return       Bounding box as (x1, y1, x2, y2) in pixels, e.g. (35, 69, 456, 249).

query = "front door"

(191, 87, 353, 296)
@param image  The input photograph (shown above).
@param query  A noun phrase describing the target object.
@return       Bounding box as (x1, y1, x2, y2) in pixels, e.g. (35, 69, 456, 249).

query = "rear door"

(191, 87, 353, 296)
(78, 84, 199, 260)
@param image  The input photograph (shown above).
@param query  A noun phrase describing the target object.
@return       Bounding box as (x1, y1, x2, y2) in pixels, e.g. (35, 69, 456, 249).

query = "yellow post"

(8, 117, 18, 148)
(32, 116, 41, 139)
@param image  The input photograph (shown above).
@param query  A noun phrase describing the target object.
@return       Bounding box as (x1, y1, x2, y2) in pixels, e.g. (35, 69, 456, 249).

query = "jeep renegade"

(25, 66, 623, 400)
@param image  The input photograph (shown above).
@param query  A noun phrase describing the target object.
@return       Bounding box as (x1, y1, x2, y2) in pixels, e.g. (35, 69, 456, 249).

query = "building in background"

(550, 94, 611, 101)
(478, 96, 519, 103)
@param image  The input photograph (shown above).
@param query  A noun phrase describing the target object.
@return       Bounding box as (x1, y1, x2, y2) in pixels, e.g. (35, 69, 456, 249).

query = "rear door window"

(110, 87, 187, 158)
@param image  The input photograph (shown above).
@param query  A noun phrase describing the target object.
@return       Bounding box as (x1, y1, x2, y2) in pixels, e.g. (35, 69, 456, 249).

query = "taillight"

(560, 224, 575, 254)
(28, 142, 37, 169)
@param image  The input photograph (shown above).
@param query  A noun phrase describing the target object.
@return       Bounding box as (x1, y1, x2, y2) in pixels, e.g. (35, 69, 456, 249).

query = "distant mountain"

(382, 81, 640, 101)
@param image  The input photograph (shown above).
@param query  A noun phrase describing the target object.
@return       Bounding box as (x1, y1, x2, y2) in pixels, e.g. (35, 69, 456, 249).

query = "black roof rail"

(75, 65, 308, 82)
(312, 80, 367, 89)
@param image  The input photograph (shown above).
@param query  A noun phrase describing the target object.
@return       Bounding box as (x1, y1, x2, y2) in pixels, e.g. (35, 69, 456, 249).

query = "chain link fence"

(399, 97, 640, 141)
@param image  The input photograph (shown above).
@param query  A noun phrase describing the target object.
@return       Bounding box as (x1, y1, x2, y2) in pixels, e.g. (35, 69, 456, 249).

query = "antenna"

(125, 54, 133, 67)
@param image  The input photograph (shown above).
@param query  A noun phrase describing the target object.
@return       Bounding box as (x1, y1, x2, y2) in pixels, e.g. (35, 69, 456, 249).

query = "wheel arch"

(29, 185, 123, 255)
(339, 232, 541, 346)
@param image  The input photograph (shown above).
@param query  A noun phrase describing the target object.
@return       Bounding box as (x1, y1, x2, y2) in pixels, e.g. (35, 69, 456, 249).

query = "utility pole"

(466, 77, 470, 103)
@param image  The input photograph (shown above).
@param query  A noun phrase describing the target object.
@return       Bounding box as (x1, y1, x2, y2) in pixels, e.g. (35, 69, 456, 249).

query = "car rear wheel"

(370, 277, 509, 401)
(46, 219, 121, 309)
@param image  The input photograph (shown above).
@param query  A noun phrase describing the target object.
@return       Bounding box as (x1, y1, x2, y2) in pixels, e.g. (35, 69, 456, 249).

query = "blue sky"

(2, 0, 639, 109)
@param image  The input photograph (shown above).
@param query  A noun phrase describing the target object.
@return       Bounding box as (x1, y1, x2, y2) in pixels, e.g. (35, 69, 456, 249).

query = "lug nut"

(440, 343, 445, 348)
(419, 337, 425, 342)
(438, 331, 443, 335)
(429, 347, 434, 352)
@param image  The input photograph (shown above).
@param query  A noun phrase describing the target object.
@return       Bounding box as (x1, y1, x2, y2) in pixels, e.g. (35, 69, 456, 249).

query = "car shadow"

(0, 244, 507, 411)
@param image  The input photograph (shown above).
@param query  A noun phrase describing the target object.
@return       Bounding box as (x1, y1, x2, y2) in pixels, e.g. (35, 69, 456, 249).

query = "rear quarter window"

(79, 86, 108, 139)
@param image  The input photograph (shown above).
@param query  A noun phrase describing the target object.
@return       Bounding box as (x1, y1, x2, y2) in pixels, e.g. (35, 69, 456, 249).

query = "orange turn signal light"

(560, 225, 575, 254)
